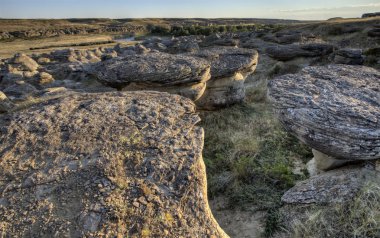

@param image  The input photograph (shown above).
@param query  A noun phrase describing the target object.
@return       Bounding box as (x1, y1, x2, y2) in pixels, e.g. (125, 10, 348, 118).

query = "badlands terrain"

(0, 15, 379, 237)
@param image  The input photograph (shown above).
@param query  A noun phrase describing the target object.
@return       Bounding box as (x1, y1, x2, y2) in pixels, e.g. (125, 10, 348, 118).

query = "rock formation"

(282, 165, 380, 204)
(0, 91, 228, 237)
(190, 47, 259, 109)
(268, 64, 380, 204)
(88, 52, 211, 101)
(268, 64, 380, 162)
(332, 48, 364, 65)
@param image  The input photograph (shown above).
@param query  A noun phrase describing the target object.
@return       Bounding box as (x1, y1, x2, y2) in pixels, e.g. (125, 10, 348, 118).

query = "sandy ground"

(210, 196, 266, 238)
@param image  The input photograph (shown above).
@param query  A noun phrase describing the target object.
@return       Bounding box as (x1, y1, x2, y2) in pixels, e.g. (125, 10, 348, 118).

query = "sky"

(0, 0, 380, 20)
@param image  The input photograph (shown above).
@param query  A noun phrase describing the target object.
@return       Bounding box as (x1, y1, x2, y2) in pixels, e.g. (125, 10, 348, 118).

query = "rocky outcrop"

(0, 91, 228, 237)
(282, 165, 379, 204)
(268, 65, 380, 162)
(88, 52, 211, 101)
(190, 47, 259, 109)
(332, 48, 364, 65)
(142, 36, 201, 54)
(269, 64, 380, 204)
(362, 12, 380, 18)
(266, 43, 334, 61)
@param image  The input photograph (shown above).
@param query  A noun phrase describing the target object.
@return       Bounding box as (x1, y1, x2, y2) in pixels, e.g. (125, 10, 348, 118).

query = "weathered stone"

(282, 166, 380, 204)
(307, 149, 353, 176)
(0, 91, 228, 237)
(38, 72, 55, 85)
(190, 47, 259, 109)
(268, 65, 380, 160)
(3, 81, 38, 101)
(10, 53, 39, 71)
(0, 91, 14, 113)
(88, 52, 211, 101)
(333, 48, 364, 65)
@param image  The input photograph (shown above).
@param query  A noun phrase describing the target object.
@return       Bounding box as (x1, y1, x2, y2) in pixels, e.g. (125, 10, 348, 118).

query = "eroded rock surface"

(268, 65, 380, 161)
(191, 47, 259, 109)
(333, 48, 364, 65)
(0, 91, 227, 237)
(88, 52, 211, 101)
(282, 165, 380, 204)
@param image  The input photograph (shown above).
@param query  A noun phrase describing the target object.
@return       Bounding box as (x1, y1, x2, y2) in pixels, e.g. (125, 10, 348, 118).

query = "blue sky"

(0, 0, 379, 20)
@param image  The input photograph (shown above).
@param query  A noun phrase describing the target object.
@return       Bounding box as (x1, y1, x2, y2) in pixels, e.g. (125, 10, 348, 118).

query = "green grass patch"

(200, 86, 311, 236)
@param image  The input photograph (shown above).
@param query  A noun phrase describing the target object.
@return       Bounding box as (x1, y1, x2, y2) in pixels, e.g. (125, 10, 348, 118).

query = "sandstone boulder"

(10, 53, 39, 72)
(0, 91, 227, 237)
(191, 47, 259, 109)
(88, 52, 211, 101)
(268, 65, 380, 161)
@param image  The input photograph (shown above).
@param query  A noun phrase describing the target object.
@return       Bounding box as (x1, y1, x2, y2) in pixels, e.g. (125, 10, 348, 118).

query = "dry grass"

(200, 82, 311, 237)
(0, 34, 130, 59)
(289, 183, 380, 238)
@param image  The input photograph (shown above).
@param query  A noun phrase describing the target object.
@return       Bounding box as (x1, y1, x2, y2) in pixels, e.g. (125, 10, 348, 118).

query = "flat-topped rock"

(191, 47, 259, 109)
(88, 52, 211, 101)
(0, 91, 227, 238)
(268, 65, 380, 161)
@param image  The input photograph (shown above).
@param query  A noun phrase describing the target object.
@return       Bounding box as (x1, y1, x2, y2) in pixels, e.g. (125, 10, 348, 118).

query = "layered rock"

(332, 48, 364, 65)
(0, 91, 228, 238)
(266, 43, 334, 61)
(190, 47, 259, 109)
(282, 165, 380, 204)
(88, 52, 211, 101)
(269, 64, 380, 203)
(268, 64, 380, 162)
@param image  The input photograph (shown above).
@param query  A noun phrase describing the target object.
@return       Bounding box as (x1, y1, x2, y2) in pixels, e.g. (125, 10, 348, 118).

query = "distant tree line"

(147, 24, 259, 36)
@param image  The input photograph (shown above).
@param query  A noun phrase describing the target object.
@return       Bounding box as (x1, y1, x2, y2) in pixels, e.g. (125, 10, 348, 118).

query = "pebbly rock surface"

(88, 52, 211, 101)
(268, 64, 380, 161)
(190, 47, 259, 109)
(0, 91, 228, 238)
